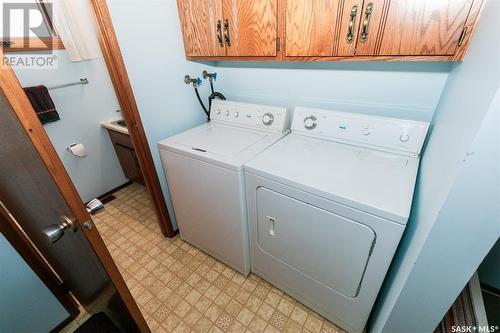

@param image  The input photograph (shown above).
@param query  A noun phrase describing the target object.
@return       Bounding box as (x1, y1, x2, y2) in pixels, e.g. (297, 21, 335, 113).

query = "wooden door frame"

(0, 205, 79, 332)
(0, 51, 150, 333)
(90, 0, 176, 238)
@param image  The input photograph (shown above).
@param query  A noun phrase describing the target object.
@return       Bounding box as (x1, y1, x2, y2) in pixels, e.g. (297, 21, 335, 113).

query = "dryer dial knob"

(362, 127, 371, 136)
(234, 112, 239, 118)
(400, 133, 410, 142)
(304, 116, 317, 130)
(225, 110, 230, 116)
(262, 113, 274, 126)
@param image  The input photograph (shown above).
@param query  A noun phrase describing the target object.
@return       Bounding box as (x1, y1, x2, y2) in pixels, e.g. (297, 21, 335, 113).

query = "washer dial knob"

(234, 112, 239, 118)
(304, 116, 317, 130)
(362, 127, 371, 136)
(262, 113, 274, 126)
(225, 110, 230, 116)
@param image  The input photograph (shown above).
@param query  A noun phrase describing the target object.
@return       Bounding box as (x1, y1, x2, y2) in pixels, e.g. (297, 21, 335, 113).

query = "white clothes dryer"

(244, 107, 429, 332)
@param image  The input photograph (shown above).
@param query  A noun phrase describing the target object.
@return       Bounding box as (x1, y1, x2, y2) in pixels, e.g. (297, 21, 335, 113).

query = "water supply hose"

(194, 86, 209, 118)
(186, 73, 226, 121)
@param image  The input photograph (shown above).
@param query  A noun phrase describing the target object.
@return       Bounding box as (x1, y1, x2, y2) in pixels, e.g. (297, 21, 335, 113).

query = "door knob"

(42, 215, 78, 243)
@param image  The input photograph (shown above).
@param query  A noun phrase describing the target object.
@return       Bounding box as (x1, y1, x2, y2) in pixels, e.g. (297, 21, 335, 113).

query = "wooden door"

(177, 0, 225, 57)
(356, 0, 475, 56)
(286, 0, 340, 57)
(0, 57, 149, 332)
(223, 0, 278, 57)
(0, 208, 79, 332)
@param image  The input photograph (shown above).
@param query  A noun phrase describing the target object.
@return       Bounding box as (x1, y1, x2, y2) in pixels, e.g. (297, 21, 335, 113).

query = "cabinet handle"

(346, 5, 358, 44)
(359, 2, 374, 43)
(216, 20, 223, 47)
(224, 19, 231, 47)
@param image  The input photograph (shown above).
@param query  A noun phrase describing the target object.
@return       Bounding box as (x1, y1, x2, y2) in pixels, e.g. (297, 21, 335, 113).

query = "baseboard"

(85, 181, 132, 205)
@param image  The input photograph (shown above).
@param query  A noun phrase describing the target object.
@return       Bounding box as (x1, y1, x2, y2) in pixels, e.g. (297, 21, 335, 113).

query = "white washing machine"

(158, 100, 289, 275)
(245, 107, 429, 332)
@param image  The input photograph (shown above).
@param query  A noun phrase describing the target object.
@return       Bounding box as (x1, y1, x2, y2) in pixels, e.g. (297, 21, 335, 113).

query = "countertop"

(101, 118, 129, 135)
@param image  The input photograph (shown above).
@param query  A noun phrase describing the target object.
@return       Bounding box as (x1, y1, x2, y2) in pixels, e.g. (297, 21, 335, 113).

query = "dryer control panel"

(211, 100, 290, 134)
(292, 107, 429, 157)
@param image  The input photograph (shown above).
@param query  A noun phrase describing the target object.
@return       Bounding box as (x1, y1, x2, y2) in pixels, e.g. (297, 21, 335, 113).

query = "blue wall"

(370, 0, 500, 330)
(0, 234, 69, 332)
(14, 50, 128, 203)
(107, 0, 214, 228)
(215, 61, 450, 122)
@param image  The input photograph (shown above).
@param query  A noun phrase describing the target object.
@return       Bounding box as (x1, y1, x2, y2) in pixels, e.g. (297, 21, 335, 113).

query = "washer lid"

(179, 124, 267, 158)
(245, 134, 420, 224)
(158, 122, 286, 171)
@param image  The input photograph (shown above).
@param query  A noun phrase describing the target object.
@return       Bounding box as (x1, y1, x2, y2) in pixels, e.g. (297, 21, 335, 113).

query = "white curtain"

(52, 0, 100, 62)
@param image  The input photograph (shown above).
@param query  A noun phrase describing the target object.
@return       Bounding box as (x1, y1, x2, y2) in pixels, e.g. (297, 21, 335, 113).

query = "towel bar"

(48, 78, 89, 90)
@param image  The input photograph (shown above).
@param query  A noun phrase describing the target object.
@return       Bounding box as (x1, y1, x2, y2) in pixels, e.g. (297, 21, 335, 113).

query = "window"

(0, 0, 64, 52)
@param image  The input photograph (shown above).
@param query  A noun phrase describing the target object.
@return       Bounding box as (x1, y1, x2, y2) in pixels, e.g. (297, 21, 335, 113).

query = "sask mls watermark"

(1, 2, 58, 69)
(451, 325, 500, 333)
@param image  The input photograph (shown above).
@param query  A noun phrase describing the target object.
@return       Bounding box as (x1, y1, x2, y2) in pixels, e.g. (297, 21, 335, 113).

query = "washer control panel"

(292, 107, 429, 157)
(211, 100, 290, 134)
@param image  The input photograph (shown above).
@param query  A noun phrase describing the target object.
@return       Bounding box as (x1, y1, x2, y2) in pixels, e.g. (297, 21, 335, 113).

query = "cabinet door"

(337, 0, 365, 56)
(286, 0, 340, 57)
(285, 0, 364, 57)
(352, 0, 387, 56)
(379, 0, 473, 56)
(356, 0, 474, 56)
(177, 0, 225, 57)
(114, 144, 142, 181)
(223, 0, 278, 57)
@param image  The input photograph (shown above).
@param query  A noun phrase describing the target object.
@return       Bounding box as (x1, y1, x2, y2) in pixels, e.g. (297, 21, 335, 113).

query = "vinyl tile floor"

(74, 183, 345, 333)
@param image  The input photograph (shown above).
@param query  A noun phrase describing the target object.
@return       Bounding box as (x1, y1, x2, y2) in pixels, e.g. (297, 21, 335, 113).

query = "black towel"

(23, 85, 60, 124)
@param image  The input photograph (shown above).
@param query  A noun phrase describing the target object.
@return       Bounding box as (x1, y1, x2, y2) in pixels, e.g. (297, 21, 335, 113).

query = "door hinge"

(458, 26, 468, 48)
(276, 37, 280, 51)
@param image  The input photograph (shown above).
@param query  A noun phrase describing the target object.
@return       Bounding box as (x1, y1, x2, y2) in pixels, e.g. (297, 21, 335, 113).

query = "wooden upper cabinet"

(355, 0, 476, 56)
(177, 0, 225, 57)
(223, 0, 278, 57)
(177, 0, 484, 61)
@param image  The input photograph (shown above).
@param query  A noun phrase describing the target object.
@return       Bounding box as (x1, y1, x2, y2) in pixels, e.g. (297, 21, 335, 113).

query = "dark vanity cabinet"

(107, 130, 144, 184)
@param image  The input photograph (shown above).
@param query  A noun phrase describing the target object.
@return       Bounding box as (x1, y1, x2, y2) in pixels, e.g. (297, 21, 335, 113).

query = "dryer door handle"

(267, 216, 276, 237)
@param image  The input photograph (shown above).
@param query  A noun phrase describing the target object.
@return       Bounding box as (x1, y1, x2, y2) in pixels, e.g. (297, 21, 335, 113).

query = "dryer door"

(256, 187, 375, 298)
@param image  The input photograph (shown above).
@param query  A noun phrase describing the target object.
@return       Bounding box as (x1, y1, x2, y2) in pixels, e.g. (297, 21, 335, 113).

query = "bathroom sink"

(112, 119, 127, 127)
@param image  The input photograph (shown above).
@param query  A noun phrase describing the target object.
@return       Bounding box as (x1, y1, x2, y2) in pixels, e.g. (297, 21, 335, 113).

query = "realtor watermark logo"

(452, 325, 500, 333)
(3, 53, 57, 68)
(1, 2, 58, 69)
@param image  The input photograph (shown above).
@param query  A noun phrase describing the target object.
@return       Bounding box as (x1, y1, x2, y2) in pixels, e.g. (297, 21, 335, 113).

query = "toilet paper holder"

(67, 143, 87, 158)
